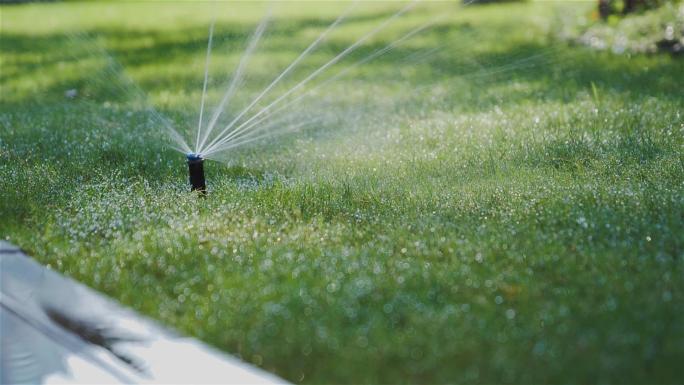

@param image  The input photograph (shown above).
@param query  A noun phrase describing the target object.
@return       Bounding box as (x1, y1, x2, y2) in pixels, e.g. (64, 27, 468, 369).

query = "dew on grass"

(505, 309, 516, 320)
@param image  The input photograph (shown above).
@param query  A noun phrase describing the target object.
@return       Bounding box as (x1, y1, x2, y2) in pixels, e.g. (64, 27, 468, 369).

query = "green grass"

(1, 1, 683, 383)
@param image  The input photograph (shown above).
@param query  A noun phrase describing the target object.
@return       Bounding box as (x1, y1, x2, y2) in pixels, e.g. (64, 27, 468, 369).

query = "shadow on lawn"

(0, 7, 412, 90)
(422, 41, 683, 107)
(2, 0, 681, 106)
(3, 28, 682, 112)
(2, 7, 682, 183)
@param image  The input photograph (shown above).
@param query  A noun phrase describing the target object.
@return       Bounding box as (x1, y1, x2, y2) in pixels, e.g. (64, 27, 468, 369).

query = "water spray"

(187, 153, 206, 194)
(173, 0, 439, 190)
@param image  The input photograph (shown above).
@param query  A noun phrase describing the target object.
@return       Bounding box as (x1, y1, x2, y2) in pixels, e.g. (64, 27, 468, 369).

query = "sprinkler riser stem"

(187, 156, 206, 194)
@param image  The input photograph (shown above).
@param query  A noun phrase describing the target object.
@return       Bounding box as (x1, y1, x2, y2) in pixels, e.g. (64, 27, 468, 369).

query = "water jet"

(175, 1, 441, 190)
(187, 153, 206, 194)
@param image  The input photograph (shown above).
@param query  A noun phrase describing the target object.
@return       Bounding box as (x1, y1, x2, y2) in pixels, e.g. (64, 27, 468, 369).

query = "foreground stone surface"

(0, 241, 287, 384)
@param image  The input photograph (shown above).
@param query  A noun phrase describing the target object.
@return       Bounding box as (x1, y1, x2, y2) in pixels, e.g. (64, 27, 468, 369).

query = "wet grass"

(1, 1, 683, 384)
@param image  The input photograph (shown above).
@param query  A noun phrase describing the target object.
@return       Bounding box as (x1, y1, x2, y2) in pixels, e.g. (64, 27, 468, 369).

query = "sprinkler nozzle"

(187, 153, 206, 194)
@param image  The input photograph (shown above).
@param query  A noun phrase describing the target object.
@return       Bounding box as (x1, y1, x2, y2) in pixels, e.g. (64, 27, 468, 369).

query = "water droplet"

(475, 253, 483, 263)
(505, 308, 516, 320)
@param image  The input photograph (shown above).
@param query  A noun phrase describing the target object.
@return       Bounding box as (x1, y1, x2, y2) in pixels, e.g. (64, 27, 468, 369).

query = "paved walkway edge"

(1, 241, 288, 384)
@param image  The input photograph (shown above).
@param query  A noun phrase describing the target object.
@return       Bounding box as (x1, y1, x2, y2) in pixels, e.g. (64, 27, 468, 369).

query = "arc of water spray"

(202, 0, 420, 156)
(205, 13, 445, 153)
(195, 19, 216, 153)
(203, 0, 548, 158)
(200, 1, 359, 155)
(203, 117, 327, 161)
(204, 100, 316, 151)
(65, 31, 192, 153)
(197, 10, 271, 153)
(209, 0, 485, 155)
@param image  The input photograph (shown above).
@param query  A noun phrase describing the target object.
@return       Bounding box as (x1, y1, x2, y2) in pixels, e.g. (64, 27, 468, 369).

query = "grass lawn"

(1, 1, 683, 383)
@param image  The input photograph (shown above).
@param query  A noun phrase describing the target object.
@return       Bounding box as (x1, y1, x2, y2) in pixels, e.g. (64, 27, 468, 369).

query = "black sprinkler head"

(187, 153, 206, 194)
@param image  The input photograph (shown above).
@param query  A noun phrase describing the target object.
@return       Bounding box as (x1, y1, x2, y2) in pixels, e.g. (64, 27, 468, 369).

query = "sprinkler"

(187, 153, 206, 194)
